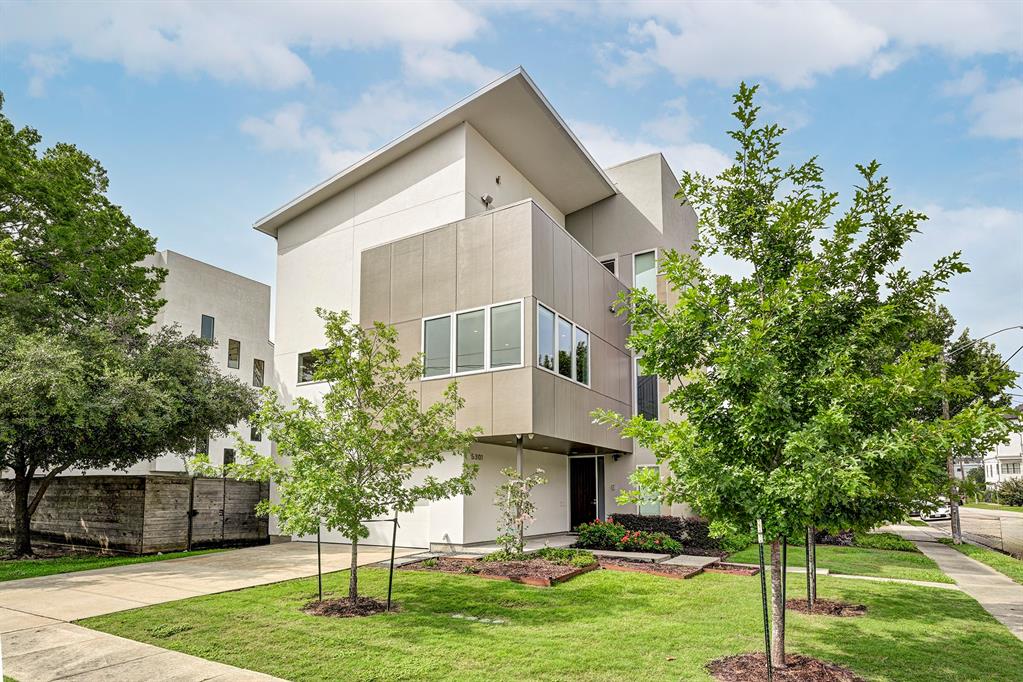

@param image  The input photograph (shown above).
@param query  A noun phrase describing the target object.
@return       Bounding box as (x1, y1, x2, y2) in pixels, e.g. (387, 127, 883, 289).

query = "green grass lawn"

(938, 539, 1023, 585)
(965, 502, 1023, 514)
(0, 548, 222, 582)
(904, 518, 930, 527)
(80, 566, 1022, 681)
(727, 543, 954, 584)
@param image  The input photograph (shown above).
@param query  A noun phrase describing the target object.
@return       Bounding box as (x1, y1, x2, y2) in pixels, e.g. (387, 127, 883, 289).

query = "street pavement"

(927, 505, 1023, 558)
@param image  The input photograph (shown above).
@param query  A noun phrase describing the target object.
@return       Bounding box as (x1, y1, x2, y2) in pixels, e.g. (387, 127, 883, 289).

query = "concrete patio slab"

(0, 607, 60, 634)
(589, 549, 670, 562)
(663, 554, 719, 568)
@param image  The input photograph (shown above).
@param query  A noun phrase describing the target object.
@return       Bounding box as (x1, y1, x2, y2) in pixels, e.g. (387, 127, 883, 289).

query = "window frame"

(227, 338, 241, 369)
(250, 426, 261, 442)
(420, 298, 525, 381)
(632, 249, 658, 293)
(534, 300, 591, 388)
(597, 253, 619, 277)
(634, 355, 659, 421)
(536, 303, 556, 372)
(200, 314, 215, 342)
(252, 358, 264, 388)
(296, 350, 326, 385)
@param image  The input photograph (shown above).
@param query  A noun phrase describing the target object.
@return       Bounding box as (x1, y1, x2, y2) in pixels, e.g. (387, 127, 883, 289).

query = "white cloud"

(24, 53, 67, 97)
(941, 70, 1023, 140)
(587, 0, 1023, 89)
(1, 1, 490, 91)
(401, 47, 501, 88)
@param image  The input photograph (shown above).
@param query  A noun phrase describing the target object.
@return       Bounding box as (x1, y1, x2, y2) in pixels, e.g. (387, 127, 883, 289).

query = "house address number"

(470, 453, 484, 461)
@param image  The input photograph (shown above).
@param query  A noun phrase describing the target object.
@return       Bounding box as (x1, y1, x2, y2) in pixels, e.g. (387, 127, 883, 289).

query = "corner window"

(634, 250, 656, 293)
(537, 304, 555, 371)
(456, 309, 485, 373)
(250, 427, 261, 442)
(200, 314, 215, 341)
(636, 357, 658, 421)
(252, 359, 264, 388)
(574, 327, 589, 385)
(490, 302, 521, 368)
(228, 339, 240, 369)
(297, 351, 321, 383)
(423, 316, 452, 377)
(557, 316, 573, 378)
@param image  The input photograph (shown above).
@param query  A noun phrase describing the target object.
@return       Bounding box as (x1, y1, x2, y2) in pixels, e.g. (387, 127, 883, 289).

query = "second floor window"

(537, 305, 555, 370)
(537, 302, 590, 387)
(297, 351, 322, 383)
(456, 309, 485, 373)
(250, 427, 261, 442)
(223, 448, 235, 467)
(252, 359, 264, 387)
(634, 250, 656, 293)
(557, 316, 573, 378)
(422, 300, 523, 379)
(636, 357, 658, 421)
(228, 339, 240, 369)
(200, 314, 215, 341)
(490, 302, 521, 368)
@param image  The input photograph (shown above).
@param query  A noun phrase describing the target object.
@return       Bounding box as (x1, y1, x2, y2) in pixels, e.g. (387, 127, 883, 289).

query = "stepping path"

(1, 541, 420, 681)
(887, 523, 1023, 641)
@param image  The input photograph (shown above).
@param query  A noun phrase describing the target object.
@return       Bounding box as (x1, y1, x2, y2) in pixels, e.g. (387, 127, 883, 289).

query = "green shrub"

(531, 547, 596, 567)
(576, 519, 682, 554)
(853, 531, 919, 552)
(481, 550, 525, 562)
(997, 478, 1023, 507)
(421, 558, 438, 568)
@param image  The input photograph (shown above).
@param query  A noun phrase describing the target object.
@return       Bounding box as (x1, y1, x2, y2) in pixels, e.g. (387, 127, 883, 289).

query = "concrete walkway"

(1, 541, 419, 681)
(887, 523, 1023, 641)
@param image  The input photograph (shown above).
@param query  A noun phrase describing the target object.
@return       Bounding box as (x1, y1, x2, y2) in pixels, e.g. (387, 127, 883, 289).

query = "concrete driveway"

(1, 541, 420, 681)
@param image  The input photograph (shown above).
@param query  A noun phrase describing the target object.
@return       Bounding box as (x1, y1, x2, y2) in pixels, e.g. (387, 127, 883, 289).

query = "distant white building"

(983, 431, 1023, 487)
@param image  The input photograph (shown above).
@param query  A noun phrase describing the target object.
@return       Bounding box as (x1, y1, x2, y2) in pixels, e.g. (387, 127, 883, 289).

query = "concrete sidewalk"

(887, 523, 1023, 641)
(1, 541, 419, 681)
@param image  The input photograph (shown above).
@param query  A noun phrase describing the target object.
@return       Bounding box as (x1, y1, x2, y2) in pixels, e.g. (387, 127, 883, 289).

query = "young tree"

(222, 309, 479, 604)
(0, 96, 258, 555)
(494, 467, 547, 556)
(596, 84, 1010, 669)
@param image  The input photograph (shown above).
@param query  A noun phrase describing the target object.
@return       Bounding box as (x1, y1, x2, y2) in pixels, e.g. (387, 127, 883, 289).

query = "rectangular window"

(634, 250, 656, 293)
(456, 309, 485, 373)
(250, 427, 261, 442)
(200, 314, 215, 341)
(636, 358, 658, 420)
(490, 302, 521, 368)
(227, 339, 240, 369)
(537, 304, 555, 371)
(574, 327, 589, 385)
(252, 359, 264, 387)
(297, 351, 320, 383)
(223, 448, 235, 468)
(600, 257, 617, 275)
(637, 465, 660, 516)
(423, 316, 452, 377)
(557, 316, 573, 378)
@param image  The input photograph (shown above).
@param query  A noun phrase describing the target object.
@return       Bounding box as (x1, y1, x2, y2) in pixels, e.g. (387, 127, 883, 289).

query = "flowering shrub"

(575, 519, 682, 554)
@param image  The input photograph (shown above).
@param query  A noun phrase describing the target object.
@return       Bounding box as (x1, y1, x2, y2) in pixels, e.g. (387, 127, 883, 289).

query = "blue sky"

(1, 1, 1021, 378)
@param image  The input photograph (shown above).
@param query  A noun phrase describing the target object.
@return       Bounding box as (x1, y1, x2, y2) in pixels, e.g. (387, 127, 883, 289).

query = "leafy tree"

(218, 309, 479, 604)
(0, 95, 257, 555)
(494, 467, 547, 556)
(596, 83, 1010, 669)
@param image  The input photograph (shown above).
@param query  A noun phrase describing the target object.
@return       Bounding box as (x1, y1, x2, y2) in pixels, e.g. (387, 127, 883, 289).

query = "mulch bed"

(704, 562, 760, 576)
(707, 653, 865, 681)
(786, 598, 867, 617)
(401, 556, 597, 587)
(303, 596, 395, 618)
(1, 540, 119, 561)
(599, 558, 701, 579)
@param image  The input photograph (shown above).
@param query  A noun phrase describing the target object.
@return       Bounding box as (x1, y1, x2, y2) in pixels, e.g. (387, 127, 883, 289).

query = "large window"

(297, 351, 321, 383)
(537, 305, 555, 371)
(422, 300, 524, 379)
(634, 250, 656, 293)
(252, 359, 265, 387)
(456, 309, 485, 373)
(200, 314, 215, 341)
(227, 339, 240, 369)
(637, 465, 660, 516)
(490, 302, 522, 368)
(537, 303, 590, 387)
(636, 357, 658, 420)
(423, 316, 452, 377)
(557, 316, 573, 378)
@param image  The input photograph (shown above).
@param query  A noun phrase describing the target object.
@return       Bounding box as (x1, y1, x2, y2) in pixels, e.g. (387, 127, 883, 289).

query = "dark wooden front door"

(570, 458, 598, 530)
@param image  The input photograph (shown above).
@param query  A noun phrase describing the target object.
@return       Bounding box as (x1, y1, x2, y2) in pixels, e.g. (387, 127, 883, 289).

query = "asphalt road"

(929, 505, 1023, 558)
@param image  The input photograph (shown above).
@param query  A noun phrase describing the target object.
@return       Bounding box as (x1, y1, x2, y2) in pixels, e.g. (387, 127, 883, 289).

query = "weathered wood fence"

(1, 474, 269, 554)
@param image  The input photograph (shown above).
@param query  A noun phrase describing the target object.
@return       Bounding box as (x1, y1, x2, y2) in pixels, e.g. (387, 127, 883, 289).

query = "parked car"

(920, 499, 951, 521)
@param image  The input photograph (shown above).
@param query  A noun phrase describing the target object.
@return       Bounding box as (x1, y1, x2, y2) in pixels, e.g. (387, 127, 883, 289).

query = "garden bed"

(401, 556, 598, 587)
(599, 558, 701, 580)
(786, 598, 866, 617)
(707, 653, 864, 681)
(704, 562, 760, 576)
(304, 596, 395, 618)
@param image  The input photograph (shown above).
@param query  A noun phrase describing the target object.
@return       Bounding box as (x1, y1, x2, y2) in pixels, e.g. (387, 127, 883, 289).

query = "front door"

(570, 458, 598, 530)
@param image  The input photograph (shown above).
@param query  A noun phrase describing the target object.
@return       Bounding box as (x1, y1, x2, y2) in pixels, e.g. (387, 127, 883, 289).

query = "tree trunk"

(349, 537, 359, 601)
(807, 526, 817, 607)
(12, 471, 33, 557)
(770, 540, 786, 669)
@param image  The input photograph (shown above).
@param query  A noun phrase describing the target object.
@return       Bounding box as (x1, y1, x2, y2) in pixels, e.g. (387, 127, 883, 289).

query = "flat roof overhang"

(477, 433, 631, 457)
(253, 68, 617, 238)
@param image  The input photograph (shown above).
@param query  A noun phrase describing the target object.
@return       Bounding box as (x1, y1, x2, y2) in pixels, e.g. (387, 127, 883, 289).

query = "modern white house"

(254, 68, 697, 551)
(984, 431, 1023, 487)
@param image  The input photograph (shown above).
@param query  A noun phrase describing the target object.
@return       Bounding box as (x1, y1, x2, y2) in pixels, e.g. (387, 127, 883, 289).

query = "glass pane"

(423, 316, 451, 377)
(228, 339, 240, 369)
(634, 251, 656, 292)
(223, 448, 235, 467)
(537, 305, 555, 371)
(638, 466, 660, 516)
(574, 327, 589, 384)
(250, 427, 261, 442)
(298, 352, 318, 383)
(456, 309, 485, 372)
(252, 359, 264, 387)
(200, 314, 215, 341)
(636, 359, 658, 420)
(557, 317, 573, 378)
(490, 302, 521, 368)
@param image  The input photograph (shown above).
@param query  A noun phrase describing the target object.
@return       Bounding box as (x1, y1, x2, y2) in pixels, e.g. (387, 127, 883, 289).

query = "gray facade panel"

(423, 225, 457, 317)
(360, 243, 391, 325)
(456, 213, 494, 310)
(390, 235, 424, 324)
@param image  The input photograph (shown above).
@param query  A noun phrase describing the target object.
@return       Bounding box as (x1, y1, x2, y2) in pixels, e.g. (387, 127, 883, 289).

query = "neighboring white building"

(984, 431, 1023, 487)
(254, 68, 698, 550)
(78, 249, 275, 475)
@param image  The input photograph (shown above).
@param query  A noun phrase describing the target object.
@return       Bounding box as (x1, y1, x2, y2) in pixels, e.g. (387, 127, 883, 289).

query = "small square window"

(298, 351, 321, 383)
(228, 339, 240, 369)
